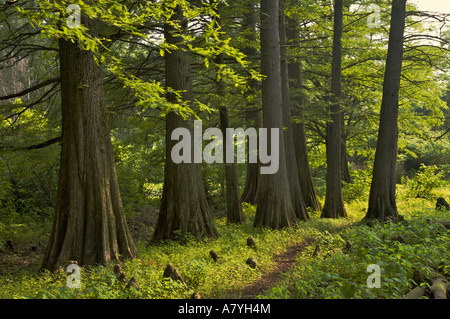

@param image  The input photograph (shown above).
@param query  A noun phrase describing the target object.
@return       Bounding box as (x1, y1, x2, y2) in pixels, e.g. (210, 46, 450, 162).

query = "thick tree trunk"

(41, 16, 136, 270)
(153, 5, 218, 240)
(365, 0, 406, 220)
(322, 0, 347, 218)
(286, 2, 322, 212)
(254, 0, 297, 229)
(241, 0, 260, 205)
(279, 0, 308, 221)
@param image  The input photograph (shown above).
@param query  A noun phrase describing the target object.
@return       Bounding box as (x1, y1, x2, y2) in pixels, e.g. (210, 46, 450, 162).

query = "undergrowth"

(259, 185, 450, 299)
(260, 213, 450, 299)
(0, 183, 449, 299)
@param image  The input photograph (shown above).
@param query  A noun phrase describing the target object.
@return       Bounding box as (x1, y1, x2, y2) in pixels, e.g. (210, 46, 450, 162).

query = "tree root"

(404, 271, 449, 299)
(114, 264, 140, 291)
(429, 273, 449, 299)
(163, 263, 189, 288)
(435, 220, 450, 230)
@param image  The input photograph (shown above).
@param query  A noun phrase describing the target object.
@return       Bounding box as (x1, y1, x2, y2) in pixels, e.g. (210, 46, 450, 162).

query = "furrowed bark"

(41, 15, 136, 270)
(322, 0, 347, 218)
(365, 0, 406, 220)
(153, 5, 218, 240)
(255, 0, 297, 229)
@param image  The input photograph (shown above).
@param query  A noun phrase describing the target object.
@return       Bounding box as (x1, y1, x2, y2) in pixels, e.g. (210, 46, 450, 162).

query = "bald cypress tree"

(41, 15, 136, 270)
(365, 0, 407, 221)
(279, 0, 308, 221)
(153, 4, 218, 240)
(254, 0, 297, 229)
(321, 0, 347, 219)
(286, 0, 322, 212)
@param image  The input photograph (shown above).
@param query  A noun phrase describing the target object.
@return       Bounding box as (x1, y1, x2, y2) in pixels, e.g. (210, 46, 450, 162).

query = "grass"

(0, 182, 449, 299)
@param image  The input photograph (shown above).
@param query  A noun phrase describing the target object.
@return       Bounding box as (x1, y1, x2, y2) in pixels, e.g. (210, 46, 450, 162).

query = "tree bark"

(41, 16, 136, 270)
(254, 0, 297, 229)
(215, 44, 245, 224)
(322, 0, 347, 218)
(341, 120, 353, 184)
(241, 152, 259, 204)
(365, 0, 406, 220)
(241, 0, 260, 205)
(286, 0, 322, 212)
(429, 273, 448, 299)
(279, 0, 308, 221)
(219, 106, 245, 224)
(153, 5, 218, 240)
(404, 286, 426, 299)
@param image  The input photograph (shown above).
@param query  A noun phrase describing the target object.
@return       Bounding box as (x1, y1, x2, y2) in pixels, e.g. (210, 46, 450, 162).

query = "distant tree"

(279, 0, 308, 220)
(286, 0, 322, 212)
(365, 0, 407, 220)
(240, 0, 261, 205)
(214, 2, 245, 224)
(321, 0, 347, 218)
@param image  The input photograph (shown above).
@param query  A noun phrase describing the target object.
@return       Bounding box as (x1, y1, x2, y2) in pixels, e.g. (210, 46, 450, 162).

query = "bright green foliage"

(0, 204, 318, 299)
(1, 0, 450, 301)
(14, 0, 255, 119)
(110, 116, 166, 211)
(342, 166, 372, 203)
(0, 183, 449, 299)
(402, 164, 444, 199)
(0, 108, 60, 236)
(261, 213, 450, 299)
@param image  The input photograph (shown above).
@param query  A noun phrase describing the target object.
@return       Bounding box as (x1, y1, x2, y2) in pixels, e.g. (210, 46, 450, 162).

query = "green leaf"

(342, 282, 356, 299)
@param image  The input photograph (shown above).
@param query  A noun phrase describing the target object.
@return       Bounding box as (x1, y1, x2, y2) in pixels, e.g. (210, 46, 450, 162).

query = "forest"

(0, 0, 450, 304)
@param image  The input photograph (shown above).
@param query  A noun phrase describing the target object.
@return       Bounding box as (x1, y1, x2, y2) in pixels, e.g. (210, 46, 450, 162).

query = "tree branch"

(434, 127, 450, 141)
(0, 136, 62, 151)
(0, 78, 60, 101)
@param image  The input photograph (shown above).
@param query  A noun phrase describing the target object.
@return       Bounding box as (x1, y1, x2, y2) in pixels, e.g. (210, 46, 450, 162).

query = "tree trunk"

(322, 0, 347, 218)
(286, 1, 322, 212)
(254, 0, 297, 229)
(241, 152, 259, 204)
(241, 0, 260, 205)
(153, 5, 218, 240)
(41, 16, 136, 270)
(219, 105, 245, 224)
(341, 120, 353, 184)
(365, 0, 406, 221)
(215, 41, 245, 224)
(279, 0, 308, 221)
(340, 0, 353, 186)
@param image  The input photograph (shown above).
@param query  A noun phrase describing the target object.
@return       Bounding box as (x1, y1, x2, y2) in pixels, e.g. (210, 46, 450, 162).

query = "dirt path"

(236, 237, 316, 299)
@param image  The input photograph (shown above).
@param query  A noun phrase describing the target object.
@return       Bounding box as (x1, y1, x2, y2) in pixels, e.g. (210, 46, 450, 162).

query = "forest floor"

(1, 182, 450, 299)
(234, 238, 316, 298)
(0, 234, 316, 298)
(0, 237, 45, 275)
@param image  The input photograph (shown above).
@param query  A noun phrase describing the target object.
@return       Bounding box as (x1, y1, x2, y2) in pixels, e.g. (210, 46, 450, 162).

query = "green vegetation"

(262, 203, 450, 299)
(0, 182, 448, 299)
(1, 0, 449, 300)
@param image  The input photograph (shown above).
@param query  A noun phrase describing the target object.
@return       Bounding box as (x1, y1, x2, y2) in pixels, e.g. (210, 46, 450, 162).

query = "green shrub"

(402, 164, 444, 199)
(261, 214, 450, 299)
(342, 169, 372, 202)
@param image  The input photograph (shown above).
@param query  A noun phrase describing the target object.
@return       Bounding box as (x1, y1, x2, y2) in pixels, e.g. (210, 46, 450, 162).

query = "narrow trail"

(236, 237, 316, 299)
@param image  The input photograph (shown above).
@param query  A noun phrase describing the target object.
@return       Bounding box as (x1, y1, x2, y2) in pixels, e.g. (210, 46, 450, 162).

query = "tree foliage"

(0, 0, 449, 273)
